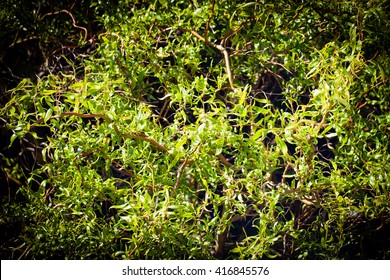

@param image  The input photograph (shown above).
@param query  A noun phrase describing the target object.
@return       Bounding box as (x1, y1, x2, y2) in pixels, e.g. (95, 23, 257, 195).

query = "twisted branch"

(181, 28, 236, 92)
(31, 112, 236, 170)
(41, 9, 88, 43)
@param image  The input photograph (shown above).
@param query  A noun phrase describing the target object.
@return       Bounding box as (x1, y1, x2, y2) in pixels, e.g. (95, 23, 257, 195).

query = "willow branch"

(181, 28, 236, 92)
(174, 143, 201, 189)
(32, 112, 168, 151)
(204, 0, 216, 42)
(32, 111, 239, 170)
(41, 9, 88, 42)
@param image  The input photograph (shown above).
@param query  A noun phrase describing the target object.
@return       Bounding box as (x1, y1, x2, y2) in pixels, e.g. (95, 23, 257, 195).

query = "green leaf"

(44, 108, 53, 123)
(40, 90, 57, 96)
(175, 137, 187, 150)
(9, 133, 18, 147)
(251, 129, 266, 141)
(275, 135, 288, 157)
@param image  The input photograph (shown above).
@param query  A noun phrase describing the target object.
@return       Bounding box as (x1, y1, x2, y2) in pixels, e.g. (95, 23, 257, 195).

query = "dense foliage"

(1, 0, 389, 259)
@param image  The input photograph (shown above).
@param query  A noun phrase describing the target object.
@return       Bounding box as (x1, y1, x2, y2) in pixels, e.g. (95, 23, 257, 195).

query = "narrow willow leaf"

(251, 129, 265, 141)
(275, 135, 288, 157)
(44, 108, 53, 123)
(175, 137, 187, 150)
(40, 90, 57, 96)
(9, 133, 18, 147)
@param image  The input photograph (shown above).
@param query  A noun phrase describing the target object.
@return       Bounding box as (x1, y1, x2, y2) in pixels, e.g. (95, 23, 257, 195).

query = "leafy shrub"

(1, 0, 389, 259)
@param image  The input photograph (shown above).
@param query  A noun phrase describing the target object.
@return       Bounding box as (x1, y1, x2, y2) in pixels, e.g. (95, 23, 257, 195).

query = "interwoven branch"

(32, 112, 236, 169)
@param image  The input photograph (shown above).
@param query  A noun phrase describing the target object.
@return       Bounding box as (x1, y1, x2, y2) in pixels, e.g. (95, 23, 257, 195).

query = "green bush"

(1, 0, 389, 259)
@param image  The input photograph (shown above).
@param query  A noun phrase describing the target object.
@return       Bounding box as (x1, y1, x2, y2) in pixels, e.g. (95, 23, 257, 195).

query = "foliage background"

(1, 0, 389, 259)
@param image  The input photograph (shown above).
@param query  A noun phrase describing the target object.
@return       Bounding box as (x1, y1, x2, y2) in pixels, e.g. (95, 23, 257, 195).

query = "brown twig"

(182, 18, 257, 92)
(174, 143, 201, 189)
(355, 79, 388, 109)
(221, 17, 257, 48)
(31, 112, 239, 170)
(81, 148, 136, 179)
(204, 0, 216, 42)
(32, 112, 169, 151)
(216, 153, 239, 170)
(41, 9, 88, 43)
(181, 28, 236, 92)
